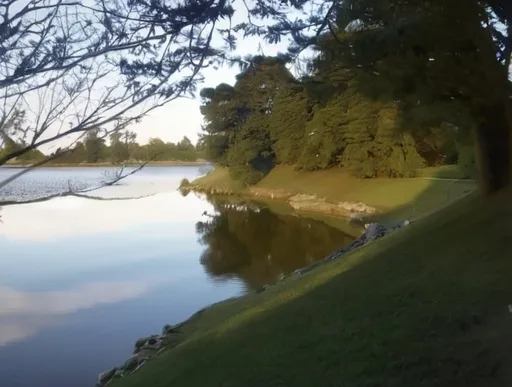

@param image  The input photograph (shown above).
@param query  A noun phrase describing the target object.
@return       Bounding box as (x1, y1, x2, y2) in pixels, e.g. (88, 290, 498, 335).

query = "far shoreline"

(1, 160, 210, 168)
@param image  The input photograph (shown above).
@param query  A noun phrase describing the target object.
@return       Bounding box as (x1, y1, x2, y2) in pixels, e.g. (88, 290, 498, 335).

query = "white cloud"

(0, 280, 152, 346)
(0, 190, 212, 242)
(0, 320, 41, 347)
(0, 281, 149, 317)
(0, 169, 214, 242)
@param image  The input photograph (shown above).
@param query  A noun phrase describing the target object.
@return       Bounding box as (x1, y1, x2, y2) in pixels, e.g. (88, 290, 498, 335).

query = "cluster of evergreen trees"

(0, 129, 203, 165)
(200, 42, 477, 184)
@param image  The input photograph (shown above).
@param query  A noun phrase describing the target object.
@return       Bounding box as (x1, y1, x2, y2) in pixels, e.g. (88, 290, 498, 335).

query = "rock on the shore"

(339, 201, 377, 215)
(96, 218, 411, 386)
(123, 356, 142, 372)
(280, 220, 410, 282)
(289, 194, 377, 217)
(95, 326, 187, 386)
(162, 324, 172, 335)
(97, 368, 117, 386)
(361, 220, 411, 243)
(162, 321, 185, 335)
(255, 284, 269, 293)
(96, 350, 154, 385)
(247, 187, 292, 200)
(362, 223, 390, 242)
(133, 334, 160, 354)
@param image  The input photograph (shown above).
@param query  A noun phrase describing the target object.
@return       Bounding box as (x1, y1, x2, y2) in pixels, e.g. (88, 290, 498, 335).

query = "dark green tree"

(109, 132, 130, 164)
(267, 84, 310, 165)
(85, 130, 107, 163)
(200, 83, 238, 164)
(201, 56, 299, 183)
(177, 136, 195, 152)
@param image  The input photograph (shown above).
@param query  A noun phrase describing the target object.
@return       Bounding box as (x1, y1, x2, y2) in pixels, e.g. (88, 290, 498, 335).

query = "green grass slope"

(187, 166, 246, 193)
(192, 165, 475, 223)
(257, 165, 475, 218)
(114, 189, 512, 387)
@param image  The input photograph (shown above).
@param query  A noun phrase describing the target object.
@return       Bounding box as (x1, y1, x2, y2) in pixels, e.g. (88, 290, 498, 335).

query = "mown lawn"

(193, 165, 476, 220)
(114, 188, 512, 387)
(188, 166, 246, 192)
(191, 164, 476, 226)
(256, 165, 476, 222)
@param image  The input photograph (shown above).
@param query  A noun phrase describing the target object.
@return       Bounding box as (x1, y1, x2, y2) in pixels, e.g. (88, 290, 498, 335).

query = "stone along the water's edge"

(95, 220, 411, 386)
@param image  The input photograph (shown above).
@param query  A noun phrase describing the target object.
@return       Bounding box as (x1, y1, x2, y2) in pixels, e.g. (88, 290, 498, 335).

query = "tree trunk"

(474, 103, 512, 194)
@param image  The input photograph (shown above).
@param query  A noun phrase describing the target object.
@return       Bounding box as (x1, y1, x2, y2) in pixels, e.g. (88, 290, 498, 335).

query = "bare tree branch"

(0, 148, 71, 191)
(0, 191, 156, 206)
(0, 152, 161, 206)
(0, 0, 234, 173)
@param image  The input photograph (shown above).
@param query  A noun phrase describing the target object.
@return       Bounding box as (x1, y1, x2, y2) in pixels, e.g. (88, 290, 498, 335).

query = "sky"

(0, 1, 318, 158)
(31, 2, 306, 152)
(106, 12, 511, 147)
(4, 2, 511, 152)
(2, 2, 288, 148)
(133, 34, 291, 146)
(130, 0, 316, 146)
(99, 0, 310, 148)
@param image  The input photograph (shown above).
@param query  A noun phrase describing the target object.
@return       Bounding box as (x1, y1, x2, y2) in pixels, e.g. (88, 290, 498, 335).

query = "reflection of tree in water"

(196, 201, 355, 291)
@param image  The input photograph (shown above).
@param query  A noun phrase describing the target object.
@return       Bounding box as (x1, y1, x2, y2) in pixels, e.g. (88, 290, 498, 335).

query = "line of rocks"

(256, 220, 411, 287)
(180, 184, 236, 196)
(97, 220, 409, 386)
(96, 323, 184, 387)
(288, 194, 377, 217)
(295, 221, 410, 276)
(95, 298, 237, 387)
(182, 185, 379, 220)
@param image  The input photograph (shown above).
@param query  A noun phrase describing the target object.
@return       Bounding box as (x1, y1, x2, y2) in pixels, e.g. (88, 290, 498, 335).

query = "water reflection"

(0, 192, 210, 242)
(0, 166, 355, 387)
(0, 280, 150, 346)
(197, 199, 355, 290)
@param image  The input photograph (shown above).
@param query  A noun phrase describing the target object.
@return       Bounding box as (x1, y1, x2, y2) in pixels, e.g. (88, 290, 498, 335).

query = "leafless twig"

(0, 0, 233, 167)
(0, 152, 161, 206)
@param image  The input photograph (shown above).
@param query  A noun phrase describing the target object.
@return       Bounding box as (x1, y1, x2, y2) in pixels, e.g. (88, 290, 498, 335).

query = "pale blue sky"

(120, 0, 309, 146)
(18, 1, 309, 154)
(134, 34, 292, 145)
(7, 2, 511, 151)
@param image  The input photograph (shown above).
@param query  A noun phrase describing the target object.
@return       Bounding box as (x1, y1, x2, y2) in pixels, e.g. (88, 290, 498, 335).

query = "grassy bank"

(189, 165, 476, 223)
(114, 188, 512, 387)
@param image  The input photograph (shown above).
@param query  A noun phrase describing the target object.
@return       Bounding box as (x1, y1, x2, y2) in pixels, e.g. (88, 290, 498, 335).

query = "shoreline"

(96, 218, 409, 387)
(103, 190, 512, 387)
(180, 165, 476, 225)
(182, 183, 381, 222)
(99, 165, 478, 387)
(1, 160, 209, 168)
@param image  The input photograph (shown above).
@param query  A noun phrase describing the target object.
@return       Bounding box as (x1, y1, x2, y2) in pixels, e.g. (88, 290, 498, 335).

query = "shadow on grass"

(364, 169, 476, 227)
(117, 189, 512, 387)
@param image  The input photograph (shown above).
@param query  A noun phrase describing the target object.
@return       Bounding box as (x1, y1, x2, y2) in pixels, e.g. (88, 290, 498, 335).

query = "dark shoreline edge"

(95, 220, 409, 387)
(1, 161, 210, 168)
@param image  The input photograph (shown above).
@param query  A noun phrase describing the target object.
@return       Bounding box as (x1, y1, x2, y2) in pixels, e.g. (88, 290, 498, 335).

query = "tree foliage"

(0, 125, 202, 164)
(200, 49, 474, 181)
(0, 0, 235, 168)
(231, 0, 511, 191)
(0, 0, 511, 194)
(201, 56, 300, 184)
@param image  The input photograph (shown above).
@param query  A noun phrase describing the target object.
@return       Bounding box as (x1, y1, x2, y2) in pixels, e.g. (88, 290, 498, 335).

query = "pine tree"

(268, 85, 310, 164)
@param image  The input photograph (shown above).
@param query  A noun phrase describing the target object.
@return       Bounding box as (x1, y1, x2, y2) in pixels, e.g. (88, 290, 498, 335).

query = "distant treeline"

(200, 51, 477, 184)
(0, 130, 204, 165)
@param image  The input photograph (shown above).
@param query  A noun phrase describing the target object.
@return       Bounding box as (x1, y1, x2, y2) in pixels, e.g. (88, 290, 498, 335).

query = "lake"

(0, 165, 355, 387)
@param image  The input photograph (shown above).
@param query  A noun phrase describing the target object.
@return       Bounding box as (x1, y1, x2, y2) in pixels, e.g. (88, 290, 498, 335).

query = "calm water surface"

(0, 166, 355, 387)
